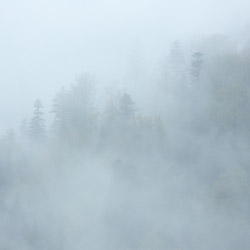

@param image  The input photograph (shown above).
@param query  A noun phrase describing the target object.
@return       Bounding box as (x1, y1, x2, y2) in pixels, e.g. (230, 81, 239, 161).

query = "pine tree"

(29, 99, 46, 142)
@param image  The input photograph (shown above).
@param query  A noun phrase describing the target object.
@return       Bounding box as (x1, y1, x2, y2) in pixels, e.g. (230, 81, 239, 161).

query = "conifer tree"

(29, 99, 46, 142)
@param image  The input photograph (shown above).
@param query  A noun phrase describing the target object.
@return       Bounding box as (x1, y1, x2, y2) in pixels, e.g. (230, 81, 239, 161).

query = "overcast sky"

(1, 0, 250, 132)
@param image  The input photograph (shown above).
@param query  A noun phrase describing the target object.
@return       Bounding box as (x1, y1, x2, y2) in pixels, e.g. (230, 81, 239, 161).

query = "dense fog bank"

(1, 34, 250, 250)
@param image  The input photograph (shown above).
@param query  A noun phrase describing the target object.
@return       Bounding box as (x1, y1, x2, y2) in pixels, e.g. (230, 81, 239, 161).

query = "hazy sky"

(1, 0, 250, 132)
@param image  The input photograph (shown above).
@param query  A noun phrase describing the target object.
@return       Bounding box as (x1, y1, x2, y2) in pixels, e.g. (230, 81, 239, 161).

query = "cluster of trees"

(12, 73, 166, 158)
(159, 37, 250, 136)
(1, 36, 250, 250)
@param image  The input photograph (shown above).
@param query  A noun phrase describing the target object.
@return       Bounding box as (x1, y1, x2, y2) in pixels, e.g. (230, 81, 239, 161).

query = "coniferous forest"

(1, 5, 250, 250)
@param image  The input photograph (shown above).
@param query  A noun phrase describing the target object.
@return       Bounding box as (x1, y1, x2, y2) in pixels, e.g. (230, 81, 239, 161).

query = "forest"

(1, 35, 250, 250)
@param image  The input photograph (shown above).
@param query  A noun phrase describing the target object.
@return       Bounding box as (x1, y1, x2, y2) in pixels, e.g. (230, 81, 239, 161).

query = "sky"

(1, 0, 250, 132)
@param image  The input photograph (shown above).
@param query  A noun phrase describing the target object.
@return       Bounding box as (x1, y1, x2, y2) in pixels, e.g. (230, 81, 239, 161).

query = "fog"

(1, 0, 250, 249)
(1, 0, 250, 129)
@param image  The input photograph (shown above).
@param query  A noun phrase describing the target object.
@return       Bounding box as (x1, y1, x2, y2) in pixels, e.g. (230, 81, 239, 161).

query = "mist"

(1, 0, 250, 249)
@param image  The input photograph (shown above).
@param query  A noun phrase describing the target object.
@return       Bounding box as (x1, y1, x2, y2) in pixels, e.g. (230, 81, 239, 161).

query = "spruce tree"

(29, 99, 46, 142)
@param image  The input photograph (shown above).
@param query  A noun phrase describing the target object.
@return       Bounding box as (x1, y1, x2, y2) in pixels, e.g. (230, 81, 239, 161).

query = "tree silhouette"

(29, 99, 46, 142)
